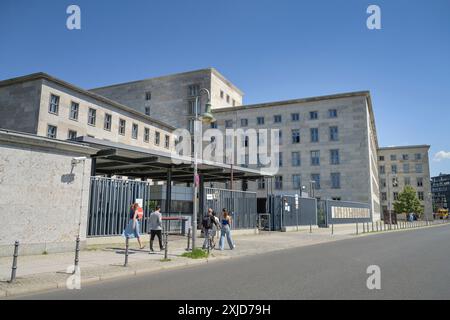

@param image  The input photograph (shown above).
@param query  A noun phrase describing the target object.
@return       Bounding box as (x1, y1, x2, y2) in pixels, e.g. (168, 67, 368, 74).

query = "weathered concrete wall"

(0, 132, 95, 256)
(0, 79, 42, 134)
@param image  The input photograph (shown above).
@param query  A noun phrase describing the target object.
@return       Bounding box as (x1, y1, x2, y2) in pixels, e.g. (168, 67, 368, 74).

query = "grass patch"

(181, 248, 209, 259)
(160, 258, 172, 262)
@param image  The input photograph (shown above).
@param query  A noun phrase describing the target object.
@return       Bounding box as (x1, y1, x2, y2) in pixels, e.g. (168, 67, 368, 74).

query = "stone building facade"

(377, 145, 432, 219)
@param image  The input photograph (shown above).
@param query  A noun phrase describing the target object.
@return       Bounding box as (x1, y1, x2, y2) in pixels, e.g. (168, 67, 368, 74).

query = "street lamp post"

(192, 88, 215, 250)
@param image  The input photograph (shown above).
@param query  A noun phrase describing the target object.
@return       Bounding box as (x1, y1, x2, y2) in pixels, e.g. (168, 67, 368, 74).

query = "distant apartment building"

(0, 73, 175, 152)
(90, 68, 243, 131)
(431, 173, 450, 210)
(378, 146, 432, 219)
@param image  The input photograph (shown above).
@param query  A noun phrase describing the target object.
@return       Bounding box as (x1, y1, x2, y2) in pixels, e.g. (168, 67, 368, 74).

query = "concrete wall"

(0, 79, 42, 134)
(0, 131, 95, 256)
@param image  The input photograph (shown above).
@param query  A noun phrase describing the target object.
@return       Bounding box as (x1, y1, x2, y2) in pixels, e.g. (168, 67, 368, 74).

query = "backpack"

(202, 215, 212, 229)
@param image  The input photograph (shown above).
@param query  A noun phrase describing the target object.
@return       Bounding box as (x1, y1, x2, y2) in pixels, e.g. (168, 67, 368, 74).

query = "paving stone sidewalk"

(0, 222, 441, 298)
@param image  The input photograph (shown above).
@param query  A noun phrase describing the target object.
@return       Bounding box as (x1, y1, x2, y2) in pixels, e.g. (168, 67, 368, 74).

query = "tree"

(393, 185, 424, 217)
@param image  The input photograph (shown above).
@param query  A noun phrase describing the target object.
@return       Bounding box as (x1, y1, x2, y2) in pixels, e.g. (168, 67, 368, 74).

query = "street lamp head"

(200, 101, 215, 124)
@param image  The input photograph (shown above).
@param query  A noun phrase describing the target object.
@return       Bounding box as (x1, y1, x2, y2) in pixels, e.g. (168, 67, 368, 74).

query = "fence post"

(124, 237, 129, 267)
(356, 222, 359, 235)
(331, 221, 334, 235)
(363, 222, 366, 233)
(73, 236, 80, 274)
(9, 241, 19, 283)
(371, 221, 374, 232)
(310, 219, 312, 233)
(186, 228, 191, 251)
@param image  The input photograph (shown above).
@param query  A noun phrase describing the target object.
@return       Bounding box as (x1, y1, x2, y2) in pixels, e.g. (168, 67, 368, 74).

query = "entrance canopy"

(74, 136, 270, 183)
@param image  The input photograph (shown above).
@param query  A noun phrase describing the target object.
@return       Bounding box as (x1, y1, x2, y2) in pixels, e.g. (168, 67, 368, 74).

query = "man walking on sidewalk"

(149, 205, 164, 252)
(202, 208, 219, 250)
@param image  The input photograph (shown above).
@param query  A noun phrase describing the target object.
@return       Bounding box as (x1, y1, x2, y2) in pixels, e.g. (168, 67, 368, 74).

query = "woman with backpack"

(122, 202, 145, 249)
(219, 208, 235, 250)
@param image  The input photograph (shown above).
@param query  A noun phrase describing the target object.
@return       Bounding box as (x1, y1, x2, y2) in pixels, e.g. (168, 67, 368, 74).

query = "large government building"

(0, 68, 433, 220)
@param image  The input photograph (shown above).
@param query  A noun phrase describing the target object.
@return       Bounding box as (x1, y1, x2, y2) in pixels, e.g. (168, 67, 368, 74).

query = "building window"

(393, 192, 399, 201)
(417, 177, 423, 187)
(155, 131, 160, 145)
(257, 117, 265, 125)
(225, 120, 233, 128)
(132, 123, 138, 139)
(329, 126, 339, 141)
(328, 109, 337, 118)
(165, 135, 170, 148)
(220, 90, 224, 99)
(379, 156, 385, 161)
(291, 113, 300, 121)
(47, 125, 57, 139)
(292, 129, 300, 144)
(309, 111, 318, 120)
(226, 95, 230, 103)
(49, 94, 59, 114)
(418, 192, 424, 201)
(68, 130, 77, 140)
(390, 154, 397, 161)
(119, 119, 126, 135)
(277, 152, 283, 167)
(275, 130, 282, 145)
(104, 113, 112, 131)
(381, 178, 386, 188)
(292, 151, 301, 166)
(145, 91, 152, 100)
(392, 177, 399, 188)
(187, 100, 196, 115)
(69, 101, 79, 120)
(310, 128, 319, 143)
(391, 164, 397, 174)
(240, 119, 248, 127)
(145, 106, 150, 116)
(379, 165, 385, 174)
(415, 153, 422, 160)
(88, 108, 96, 126)
(292, 174, 301, 189)
(415, 163, 423, 173)
(210, 122, 217, 129)
(257, 178, 265, 190)
(232, 99, 236, 107)
(144, 127, 150, 143)
(381, 192, 387, 201)
(311, 174, 321, 189)
(402, 154, 409, 160)
(404, 177, 411, 185)
(274, 115, 282, 123)
(403, 163, 410, 173)
(188, 84, 200, 97)
(275, 176, 283, 190)
(331, 173, 341, 189)
(311, 150, 320, 166)
(330, 149, 340, 165)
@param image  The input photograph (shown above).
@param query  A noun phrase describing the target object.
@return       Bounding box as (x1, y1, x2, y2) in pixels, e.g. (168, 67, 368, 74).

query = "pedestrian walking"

(211, 210, 220, 248)
(219, 208, 235, 250)
(202, 208, 219, 249)
(149, 205, 164, 252)
(122, 202, 145, 249)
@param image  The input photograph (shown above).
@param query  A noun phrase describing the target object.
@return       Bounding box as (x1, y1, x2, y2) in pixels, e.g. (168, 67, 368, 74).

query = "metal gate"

(88, 177, 154, 237)
(268, 195, 317, 231)
(204, 188, 257, 229)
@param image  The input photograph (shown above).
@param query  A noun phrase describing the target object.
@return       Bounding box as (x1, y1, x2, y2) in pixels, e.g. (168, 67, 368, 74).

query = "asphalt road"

(19, 224, 450, 300)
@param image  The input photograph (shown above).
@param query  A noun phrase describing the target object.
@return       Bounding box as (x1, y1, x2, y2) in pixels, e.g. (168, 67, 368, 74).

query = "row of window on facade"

(379, 163, 424, 174)
(257, 173, 342, 190)
(221, 109, 338, 128)
(219, 90, 236, 106)
(48, 94, 170, 147)
(379, 153, 423, 161)
(380, 176, 425, 189)
(382, 191, 426, 201)
(243, 149, 341, 167)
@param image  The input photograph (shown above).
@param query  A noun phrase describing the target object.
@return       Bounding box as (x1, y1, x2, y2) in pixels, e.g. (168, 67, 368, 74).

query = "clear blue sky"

(1, 0, 449, 176)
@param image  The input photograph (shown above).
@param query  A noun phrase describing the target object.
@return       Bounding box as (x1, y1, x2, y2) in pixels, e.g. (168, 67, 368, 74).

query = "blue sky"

(1, 0, 449, 176)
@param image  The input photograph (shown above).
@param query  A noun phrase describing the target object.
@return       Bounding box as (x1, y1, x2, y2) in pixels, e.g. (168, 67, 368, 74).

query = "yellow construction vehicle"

(436, 208, 449, 219)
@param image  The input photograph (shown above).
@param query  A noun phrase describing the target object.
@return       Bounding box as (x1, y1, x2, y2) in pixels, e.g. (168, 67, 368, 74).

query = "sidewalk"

(0, 221, 446, 298)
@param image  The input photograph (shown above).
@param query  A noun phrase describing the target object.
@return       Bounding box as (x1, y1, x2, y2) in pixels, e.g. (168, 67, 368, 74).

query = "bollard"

(73, 236, 80, 274)
(164, 231, 169, 260)
(356, 222, 359, 235)
(331, 222, 334, 235)
(9, 241, 19, 283)
(124, 237, 129, 267)
(186, 228, 191, 251)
